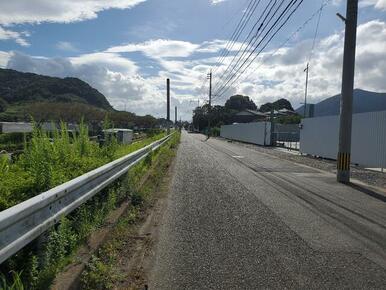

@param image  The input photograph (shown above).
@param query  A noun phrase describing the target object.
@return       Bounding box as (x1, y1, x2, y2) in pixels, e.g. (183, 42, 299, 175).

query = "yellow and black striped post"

(337, 152, 351, 174)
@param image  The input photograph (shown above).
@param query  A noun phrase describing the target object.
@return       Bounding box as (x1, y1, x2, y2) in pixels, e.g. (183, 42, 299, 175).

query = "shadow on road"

(348, 182, 386, 203)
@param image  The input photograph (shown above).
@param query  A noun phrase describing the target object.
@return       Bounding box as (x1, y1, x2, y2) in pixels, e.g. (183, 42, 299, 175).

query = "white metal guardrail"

(0, 133, 174, 264)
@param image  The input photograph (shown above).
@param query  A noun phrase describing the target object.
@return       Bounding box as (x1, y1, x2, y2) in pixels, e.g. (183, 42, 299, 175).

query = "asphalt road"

(149, 131, 386, 289)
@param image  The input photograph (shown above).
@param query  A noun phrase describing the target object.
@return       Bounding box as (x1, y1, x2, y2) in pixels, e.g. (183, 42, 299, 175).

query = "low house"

(262, 109, 298, 118)
(234, 110, 267, 123)
(276, 108, 298, 116)
(103, 129, 133, 144)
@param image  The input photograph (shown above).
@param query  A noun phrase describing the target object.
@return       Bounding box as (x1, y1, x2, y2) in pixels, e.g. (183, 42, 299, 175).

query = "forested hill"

(0, 68, 113, 111)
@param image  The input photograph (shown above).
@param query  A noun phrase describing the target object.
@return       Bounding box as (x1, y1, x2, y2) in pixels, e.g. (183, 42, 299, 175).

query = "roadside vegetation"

(81, 132, 180, 289)
(0, 133, 26, 152)
(0, 122, 165, 210)
(0, 122, 172, 289)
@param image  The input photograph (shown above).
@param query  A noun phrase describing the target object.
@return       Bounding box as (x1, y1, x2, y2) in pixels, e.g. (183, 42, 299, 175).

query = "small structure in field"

(103, 128, 133, 144)
(0, 122, 33, 133)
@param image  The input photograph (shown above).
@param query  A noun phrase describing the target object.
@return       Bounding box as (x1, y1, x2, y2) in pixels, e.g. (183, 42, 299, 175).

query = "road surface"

(149, 131, 386, 289)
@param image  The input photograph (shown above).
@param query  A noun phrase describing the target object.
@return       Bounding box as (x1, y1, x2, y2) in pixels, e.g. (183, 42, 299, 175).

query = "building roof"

(262, 109, 298, 116)
(103, 128, 133, 133)
(235, 110, 266, 117)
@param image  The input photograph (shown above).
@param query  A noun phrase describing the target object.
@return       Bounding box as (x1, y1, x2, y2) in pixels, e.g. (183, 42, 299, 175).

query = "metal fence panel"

(274, 124, 300, 142)
(300, 111, 386, 168)
(0, 133, 173, 264)
(220, 122, 271, 146)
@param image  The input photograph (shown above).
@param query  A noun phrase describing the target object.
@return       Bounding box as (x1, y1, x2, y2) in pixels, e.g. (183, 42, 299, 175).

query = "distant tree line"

(192, 95, 299, 131)
(0, 102, 162, 132)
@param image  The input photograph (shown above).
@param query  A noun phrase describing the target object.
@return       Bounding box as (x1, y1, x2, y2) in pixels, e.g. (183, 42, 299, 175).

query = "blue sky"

(0, 0, 385, 120)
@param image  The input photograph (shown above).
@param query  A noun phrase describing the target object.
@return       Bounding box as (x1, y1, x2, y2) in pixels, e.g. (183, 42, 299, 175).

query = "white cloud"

(56, 41, 77, 52)
(196, 39, 244, 53)
(361, 0, 386, 10)
(107, 39, 200, 58)
(0, 51, 11, 68)
(70, 52, 138, 75)
(0, 26, 29, 46)
(5, 51, 165, 116)
(334, 0, 386, 9)
(0, 0, 146, 25)
(3, 20, 386, 119)
(219, 20, 386, 109)
(211, 0, 228, 4)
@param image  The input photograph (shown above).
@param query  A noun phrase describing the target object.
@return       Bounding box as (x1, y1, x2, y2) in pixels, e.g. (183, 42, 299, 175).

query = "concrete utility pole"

(303, 63, 309, 118)
(337, 0, 359, 183)
(207, 70, 212, 138)
(167, 78, 170, 134)
(208, 71, 212, 108)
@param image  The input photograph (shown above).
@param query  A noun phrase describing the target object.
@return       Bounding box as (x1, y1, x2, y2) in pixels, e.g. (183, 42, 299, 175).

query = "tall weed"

(0, 120, 169, 289)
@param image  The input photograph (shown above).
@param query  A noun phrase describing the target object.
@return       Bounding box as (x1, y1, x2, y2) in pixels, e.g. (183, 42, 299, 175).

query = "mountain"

(0, 69, 160, 128)
(0, 68, 113, 111)
(296, 89, 386, 117)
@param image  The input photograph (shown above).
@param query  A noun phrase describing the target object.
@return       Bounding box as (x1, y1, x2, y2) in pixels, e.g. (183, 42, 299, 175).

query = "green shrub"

(0, 271, 24, 290)
(0, 122, 169, 288)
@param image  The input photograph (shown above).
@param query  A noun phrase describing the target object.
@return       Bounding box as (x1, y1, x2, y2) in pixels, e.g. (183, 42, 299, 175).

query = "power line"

(308, 1, 324, 63)
(212, 0, 273, 90)
(213, 0, 257, 71)
(213, 0, 282, 94)
(304, 1, 324, 117)
(213, 0, 298, 97)
(214, 0, 304, 99)
(216, 0, 330, 100)
(212, 0, 260, 74)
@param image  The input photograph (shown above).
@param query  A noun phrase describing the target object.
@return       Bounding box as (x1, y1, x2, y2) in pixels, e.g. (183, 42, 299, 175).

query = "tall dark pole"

(337, 0, 358, 183)
(303, 63, 309, 118)
(167, 78, 170, 134)
(207, 70, 212, 138)
(209, 71, 212, 108)
(175, 106, 177, 125)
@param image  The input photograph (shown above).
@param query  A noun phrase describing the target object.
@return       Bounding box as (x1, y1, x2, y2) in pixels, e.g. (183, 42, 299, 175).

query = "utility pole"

(303, 63, 309, 118)
(175, 106, 178, 125)
(337, 0, 359, 183)
(207, 70, 212, 138)
(208, 71, 212, 108)
(167, 78, 170, 134)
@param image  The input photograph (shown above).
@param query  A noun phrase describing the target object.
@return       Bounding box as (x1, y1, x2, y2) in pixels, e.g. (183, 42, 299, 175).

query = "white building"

(103, 129, 133, 144)
(0, 122, 33, 133)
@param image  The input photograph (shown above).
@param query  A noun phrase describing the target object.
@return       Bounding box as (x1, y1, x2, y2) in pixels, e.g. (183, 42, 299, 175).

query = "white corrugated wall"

(300, 111, 386, 168)
(220, 122, 271, 146)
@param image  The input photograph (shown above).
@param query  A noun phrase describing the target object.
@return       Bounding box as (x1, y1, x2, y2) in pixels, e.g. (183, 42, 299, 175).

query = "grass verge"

(0, 128, 173, 289)
(80, 132, 180, 289)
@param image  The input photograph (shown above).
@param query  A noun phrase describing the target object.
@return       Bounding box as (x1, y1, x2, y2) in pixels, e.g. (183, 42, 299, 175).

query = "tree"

(276, 115, 302, 124)
(260, 98, 294, 112)
(0, 97, 7, 113)
(224, 95, 257, 112)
